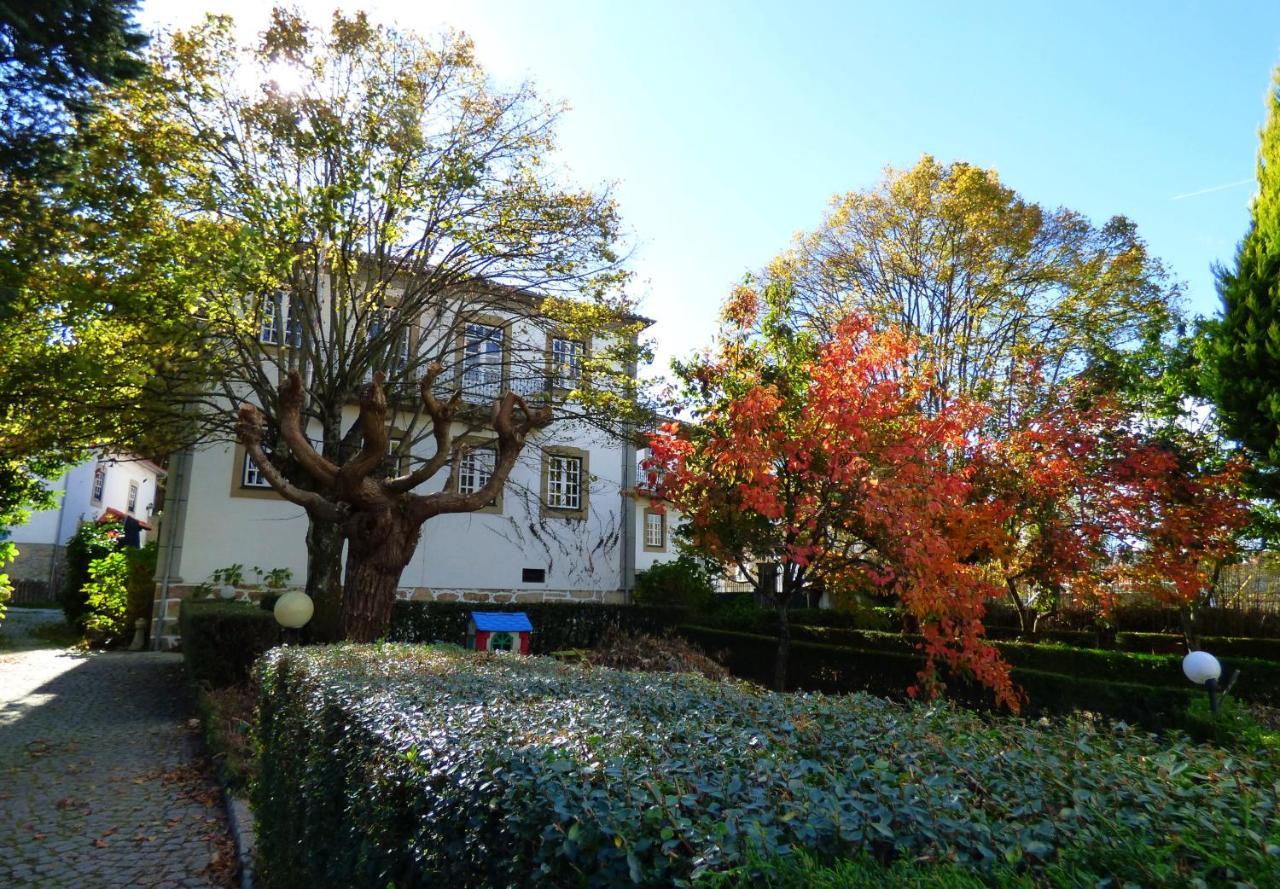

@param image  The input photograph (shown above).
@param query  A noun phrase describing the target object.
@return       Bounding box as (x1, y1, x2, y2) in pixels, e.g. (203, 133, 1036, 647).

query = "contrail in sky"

(1170, 178, 1253, 200)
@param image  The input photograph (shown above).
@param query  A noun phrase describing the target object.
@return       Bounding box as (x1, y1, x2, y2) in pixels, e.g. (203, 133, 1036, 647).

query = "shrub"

(389, 600, 686, 652)
(681, 624, 1279, 716)
(126, 542, 158, 635)
(633, 554, 717, 609)
(61, 521, 120, 627)
(81, 550, 130, 645)
(254, 644, 1280, 888)
(583, 629, 729, 680)
(180, 600, 280, 688)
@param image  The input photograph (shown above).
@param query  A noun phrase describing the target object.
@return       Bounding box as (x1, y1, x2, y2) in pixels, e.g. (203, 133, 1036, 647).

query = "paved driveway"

(0, 610, 235, 888)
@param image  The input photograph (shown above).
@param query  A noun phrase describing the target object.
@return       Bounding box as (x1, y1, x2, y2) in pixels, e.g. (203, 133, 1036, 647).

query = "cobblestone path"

(0, 610, 236, 888)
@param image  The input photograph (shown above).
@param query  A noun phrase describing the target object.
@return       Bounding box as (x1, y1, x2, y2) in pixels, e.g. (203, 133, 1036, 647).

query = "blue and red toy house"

(466, 611, 533, 654)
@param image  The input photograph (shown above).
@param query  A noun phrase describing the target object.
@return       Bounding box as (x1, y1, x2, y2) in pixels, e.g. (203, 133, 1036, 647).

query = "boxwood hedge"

(254, 644, 1280, 888)
(686, 623, 1280, 709)
(179, 599, 280, 687)
(388, 600, 687, 653)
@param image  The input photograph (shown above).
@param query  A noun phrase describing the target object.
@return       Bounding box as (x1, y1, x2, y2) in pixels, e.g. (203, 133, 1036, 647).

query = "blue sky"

(140, 1, 1280, 373)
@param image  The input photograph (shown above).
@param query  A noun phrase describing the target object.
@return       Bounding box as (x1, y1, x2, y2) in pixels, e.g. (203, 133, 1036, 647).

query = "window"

(458, 447, 495, 496)
(462, 321, 504, 392)
(383, 437, 409, 477)
(242, 452, 273, 488)
(365, 311, 411, 384)
(551, 337, 584, 389)
(91, 463, 107, 504)
(522, 567, 546, 583)
(545, 452, 583, 512)
(260, 296, 301, 347)
(127, 481, 139, 515)
(644, 508, 665, 550)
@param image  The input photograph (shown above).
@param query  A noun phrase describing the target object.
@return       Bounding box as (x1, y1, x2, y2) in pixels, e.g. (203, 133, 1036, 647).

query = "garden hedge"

(388, 600, 687, 652)
(179, 600, 280, 687)
(679, 626, 1202, 728)
(254, 644, 1280, 888)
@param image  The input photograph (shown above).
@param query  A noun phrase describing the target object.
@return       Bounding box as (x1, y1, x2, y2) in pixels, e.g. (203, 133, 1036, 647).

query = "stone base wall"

(151, 583, 628, 650)
(5, 543, 64, 584)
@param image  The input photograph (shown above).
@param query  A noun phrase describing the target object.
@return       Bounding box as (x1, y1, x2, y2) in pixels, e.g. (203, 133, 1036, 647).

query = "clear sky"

(140, 0, 1280, 373)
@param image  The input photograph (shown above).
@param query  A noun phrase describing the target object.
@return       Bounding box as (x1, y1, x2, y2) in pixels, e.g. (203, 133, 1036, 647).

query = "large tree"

(768, 155, 1179, 422)
(124, 10, 647, 640)
(0, 0, 148, 182)
(1199, 67, 1280, 499)
(650, 284, 1016, 706)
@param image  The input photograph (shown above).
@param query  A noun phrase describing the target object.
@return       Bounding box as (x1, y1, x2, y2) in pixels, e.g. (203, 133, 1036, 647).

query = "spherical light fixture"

(1182, 650, 1221, 686)
(218, 583, 237, 600)
(1183, 650, 1224, 713)
(273, 591, 314, 629)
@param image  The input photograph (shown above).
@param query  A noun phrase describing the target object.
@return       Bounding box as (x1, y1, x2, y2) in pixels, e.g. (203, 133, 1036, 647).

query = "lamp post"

(1183, 650, 1223, 713)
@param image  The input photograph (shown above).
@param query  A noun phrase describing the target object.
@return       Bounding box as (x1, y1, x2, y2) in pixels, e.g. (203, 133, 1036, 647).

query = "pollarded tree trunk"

(238, 368, 551, 644)
(304, 518, 345, 642)
(340, 508, 423, 642)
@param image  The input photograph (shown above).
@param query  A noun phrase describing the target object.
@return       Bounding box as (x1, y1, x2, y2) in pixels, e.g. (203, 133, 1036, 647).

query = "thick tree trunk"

(304, 518, 345, 642)
(774, 601, 791, 692)
(341, 508, 422, 642)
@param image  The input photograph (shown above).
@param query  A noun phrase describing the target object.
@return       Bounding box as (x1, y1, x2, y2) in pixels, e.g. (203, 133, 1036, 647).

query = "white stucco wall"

(633, 498, 680, 575)
(168, 417, 629, 594)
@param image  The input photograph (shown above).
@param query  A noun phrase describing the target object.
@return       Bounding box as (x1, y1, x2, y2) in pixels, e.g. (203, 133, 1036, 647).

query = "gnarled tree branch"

(411, 390, 552, 521)
(278, 370, 339, 486)
(383, 362, 460, 493)
(236, 403, 346, 523)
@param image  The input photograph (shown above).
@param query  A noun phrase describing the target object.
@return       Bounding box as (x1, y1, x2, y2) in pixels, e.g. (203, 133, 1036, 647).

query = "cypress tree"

(1202, 67, 1280, 497)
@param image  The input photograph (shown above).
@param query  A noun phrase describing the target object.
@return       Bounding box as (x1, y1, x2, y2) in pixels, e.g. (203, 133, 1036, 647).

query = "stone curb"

(224, 795, 256, 889)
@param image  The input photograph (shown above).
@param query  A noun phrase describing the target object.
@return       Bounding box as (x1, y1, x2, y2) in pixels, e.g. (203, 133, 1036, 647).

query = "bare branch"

(236, 403, 345, 522)
(411, 389, 552, 521)
(277, 370, 339, 486)
(383, 362, 460, 493)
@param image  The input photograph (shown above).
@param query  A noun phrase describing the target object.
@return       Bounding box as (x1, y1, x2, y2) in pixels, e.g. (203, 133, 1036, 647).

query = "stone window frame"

(455, 312, 511, 398)
(230, 443, 282, 501)
(448, 435, 503, 515)
(643, 507, 666, 552)
(90, 462, 107, 505)
(544, 330, 589, 397)
(540, 445, 589, 520)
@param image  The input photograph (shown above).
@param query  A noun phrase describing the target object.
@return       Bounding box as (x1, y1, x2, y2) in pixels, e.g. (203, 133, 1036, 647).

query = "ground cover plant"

(254, 644, 1280, 888)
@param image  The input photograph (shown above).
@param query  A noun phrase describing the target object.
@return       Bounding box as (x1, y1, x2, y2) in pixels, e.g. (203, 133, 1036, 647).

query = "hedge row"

(388, 600, 687, 653)
(179, 600, 280, 688)
(680, 626, 1201, 729)
(705, 603, 1280, 662)
(253, 644, 1280, 888)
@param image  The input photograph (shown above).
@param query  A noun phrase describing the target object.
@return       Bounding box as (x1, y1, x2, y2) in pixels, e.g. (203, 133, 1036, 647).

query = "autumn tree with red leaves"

(977, 380, 1251, 638)
(649, 284, 1018, 707)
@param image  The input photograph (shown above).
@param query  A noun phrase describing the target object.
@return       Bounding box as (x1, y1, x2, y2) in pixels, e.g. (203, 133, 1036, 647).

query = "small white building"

(3, 455, 164, 596)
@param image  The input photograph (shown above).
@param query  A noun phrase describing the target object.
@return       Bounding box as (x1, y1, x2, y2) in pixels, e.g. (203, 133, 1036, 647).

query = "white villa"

(3, 455, 164, 597)
(147, 280, 681, 647)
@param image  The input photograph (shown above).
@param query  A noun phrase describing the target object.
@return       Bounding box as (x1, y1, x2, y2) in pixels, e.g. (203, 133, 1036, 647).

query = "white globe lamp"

(273, 591, 314, 630)
(1182, 651, 1221, 686)
(1182, 650, 1224, 713)
(218, 583, 237, 600)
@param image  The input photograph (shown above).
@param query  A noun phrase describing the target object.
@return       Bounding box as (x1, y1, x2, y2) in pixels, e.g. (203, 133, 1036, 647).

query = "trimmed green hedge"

(254, 644, 1280, 888)
(179, 600, 280, 688)
(680, 626, 1200, 728)
(388, 600, 687, 652)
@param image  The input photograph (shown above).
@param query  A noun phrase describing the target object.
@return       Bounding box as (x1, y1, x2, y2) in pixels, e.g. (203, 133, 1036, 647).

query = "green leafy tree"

(768, 154, 1181, 425)
(0, 0, 148, 182)
(1199, 67, 1280, 499)
(104, 9, 649, 640)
